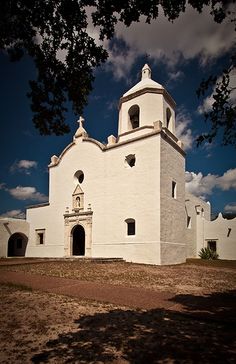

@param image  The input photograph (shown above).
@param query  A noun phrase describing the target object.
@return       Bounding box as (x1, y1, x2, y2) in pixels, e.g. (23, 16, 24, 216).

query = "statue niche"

(72, 185, 84, 211)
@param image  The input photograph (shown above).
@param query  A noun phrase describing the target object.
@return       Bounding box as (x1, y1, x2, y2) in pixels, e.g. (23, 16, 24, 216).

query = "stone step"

(61, 257, 125, 263)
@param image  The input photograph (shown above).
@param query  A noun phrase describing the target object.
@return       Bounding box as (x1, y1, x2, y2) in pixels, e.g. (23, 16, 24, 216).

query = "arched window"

(128, 105, 140, 129)
(166, 108, 172, 129)
(125, 218, 136, 235)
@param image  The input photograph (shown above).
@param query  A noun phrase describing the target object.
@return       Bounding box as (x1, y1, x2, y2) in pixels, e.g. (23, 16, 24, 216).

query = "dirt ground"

(0, 260, 235, 363)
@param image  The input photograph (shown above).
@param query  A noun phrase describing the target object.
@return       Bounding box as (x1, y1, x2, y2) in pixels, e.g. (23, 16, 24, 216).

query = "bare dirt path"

(0, 270, 178, 311)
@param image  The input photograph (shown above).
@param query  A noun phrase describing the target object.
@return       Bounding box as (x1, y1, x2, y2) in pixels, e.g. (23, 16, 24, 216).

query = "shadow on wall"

(32, 290, 236, 363)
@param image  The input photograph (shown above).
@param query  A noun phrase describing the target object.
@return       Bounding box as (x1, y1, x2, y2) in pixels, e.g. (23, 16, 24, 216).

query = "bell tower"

(118, 64, 176, 140)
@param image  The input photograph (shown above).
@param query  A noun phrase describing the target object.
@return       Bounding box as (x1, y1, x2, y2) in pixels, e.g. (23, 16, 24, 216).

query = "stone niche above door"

(72, 184, 84, 211)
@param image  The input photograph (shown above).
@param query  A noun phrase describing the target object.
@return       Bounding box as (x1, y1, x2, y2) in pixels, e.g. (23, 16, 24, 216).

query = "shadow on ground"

(32, 290, 236, 363)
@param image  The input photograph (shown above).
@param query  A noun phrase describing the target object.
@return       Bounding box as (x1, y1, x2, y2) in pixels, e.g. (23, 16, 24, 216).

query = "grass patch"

(1, 282, 32, 291)
(186, 258, 236, 269)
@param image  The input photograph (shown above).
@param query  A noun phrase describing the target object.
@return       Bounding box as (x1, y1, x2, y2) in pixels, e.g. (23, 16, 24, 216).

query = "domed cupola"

(118, 64, 176, 140)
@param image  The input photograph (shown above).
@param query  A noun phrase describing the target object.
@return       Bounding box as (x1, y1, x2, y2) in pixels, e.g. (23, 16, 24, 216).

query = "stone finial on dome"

(74, 116, 88, 139)
(142, 64, 151, 80)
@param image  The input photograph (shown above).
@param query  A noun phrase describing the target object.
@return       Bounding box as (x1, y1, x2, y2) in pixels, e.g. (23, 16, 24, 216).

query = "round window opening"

(74, 170, 84, 184)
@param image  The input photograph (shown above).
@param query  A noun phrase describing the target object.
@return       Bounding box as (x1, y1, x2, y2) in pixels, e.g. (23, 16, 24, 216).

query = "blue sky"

(0, 4, 235, 218)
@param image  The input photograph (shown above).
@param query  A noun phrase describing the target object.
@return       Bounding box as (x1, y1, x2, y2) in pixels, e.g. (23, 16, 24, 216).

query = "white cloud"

(224, 203, 236, 213)
(185, 168, 236, 199)
(105, 43, 138, 81)
(106, 99, 118, 111)
(175, 109, 194, 151)
(167, 70, 184, 85)
(0, 210, 26, 219)
(217, 169, 236, 191)
(185, 171, 216, 199)
(10, 159, 37, 174)
(8, 186, 48, 202)
(198, 94, 214, 115)
(0, 181, 48, 202)
(18, 160, 37, 169)
(106, 5, 235, 79)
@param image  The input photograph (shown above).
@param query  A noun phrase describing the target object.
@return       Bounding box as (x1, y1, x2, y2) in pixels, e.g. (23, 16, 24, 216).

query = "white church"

(1, 65, 235, 264)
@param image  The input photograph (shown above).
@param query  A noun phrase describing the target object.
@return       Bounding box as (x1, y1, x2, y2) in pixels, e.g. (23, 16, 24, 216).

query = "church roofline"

(48, 142, 75, 168)
(82, 137, 106, 151)
(48, 121, 184, 170)
(107, 127, 185, 157)
(48, 137, 106, 168)
(78, 126, 184, 156)
(27, 202, 50, 210)
(119, 87, 176, 110)
(118, 125, 154, 139)
(0, 217, 27, 222)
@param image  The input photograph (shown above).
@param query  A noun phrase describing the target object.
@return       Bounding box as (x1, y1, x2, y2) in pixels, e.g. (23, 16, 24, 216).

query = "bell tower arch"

(118, 64, 176, 140)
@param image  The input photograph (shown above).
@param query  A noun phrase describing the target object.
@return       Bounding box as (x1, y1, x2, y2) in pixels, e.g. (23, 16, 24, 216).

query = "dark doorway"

(72, 225, 85, 256)
(8, 233, 28, 257)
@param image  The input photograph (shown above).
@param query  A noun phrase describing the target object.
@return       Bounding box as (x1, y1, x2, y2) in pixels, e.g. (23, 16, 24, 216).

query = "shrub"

(198, 247, 219, 260)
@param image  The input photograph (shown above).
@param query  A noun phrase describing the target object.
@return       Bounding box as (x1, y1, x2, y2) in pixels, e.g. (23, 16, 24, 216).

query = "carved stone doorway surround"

(64, 210, 93, 257)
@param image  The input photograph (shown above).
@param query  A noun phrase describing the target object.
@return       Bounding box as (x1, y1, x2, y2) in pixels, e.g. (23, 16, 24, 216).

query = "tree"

(0, 0, 235, 141)
(196, 61, 236, 147)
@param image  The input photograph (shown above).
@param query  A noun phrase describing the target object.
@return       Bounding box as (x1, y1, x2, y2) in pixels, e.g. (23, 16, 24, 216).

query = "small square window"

(36, 229, 45, 245)
(207, 240, 217, 252)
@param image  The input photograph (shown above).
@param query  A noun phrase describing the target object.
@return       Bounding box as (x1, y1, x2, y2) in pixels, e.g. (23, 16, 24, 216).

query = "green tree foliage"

(196, 61, 236, 147)
(0, 1, 235, 139)
(198, 247, 219, 260)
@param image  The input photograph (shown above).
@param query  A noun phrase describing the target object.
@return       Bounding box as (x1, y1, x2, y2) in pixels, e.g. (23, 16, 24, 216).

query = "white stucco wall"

(26, 203, 64, 257)
(93, 133, 161, 264)
(159, 135, 186, 264)
(198, 214, 236, 260)
(185, 192, 211, 258)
